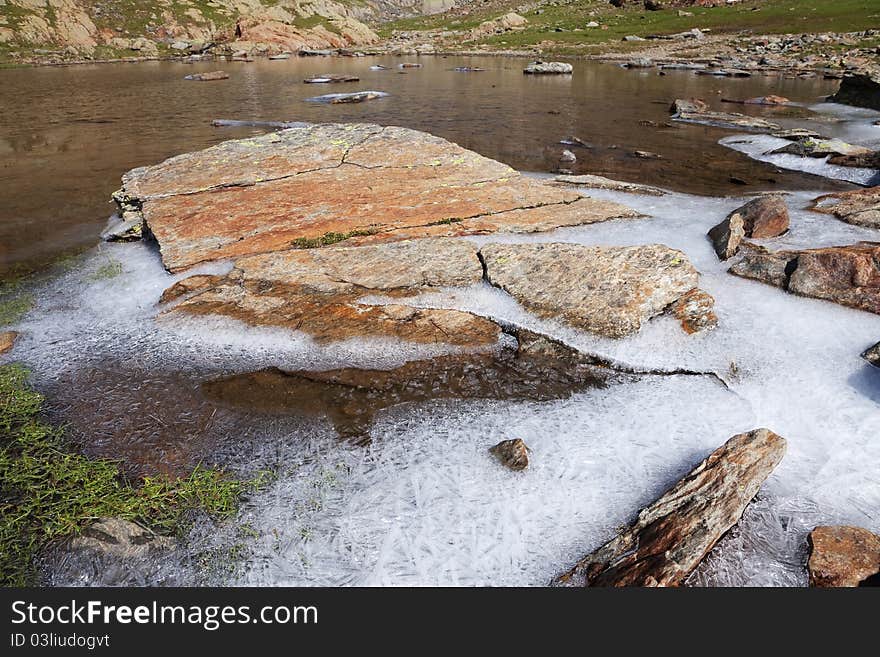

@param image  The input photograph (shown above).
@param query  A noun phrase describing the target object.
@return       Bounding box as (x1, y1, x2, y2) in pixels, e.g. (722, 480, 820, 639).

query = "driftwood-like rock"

(807, 526, 880, 587)
(481, 242, 704, 338)
(552, 428, 786, 587)
(729, 242, 880, 315)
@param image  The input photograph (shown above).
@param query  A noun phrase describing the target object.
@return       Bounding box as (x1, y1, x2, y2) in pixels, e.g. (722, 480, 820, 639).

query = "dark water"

(0, 55, 850, 273)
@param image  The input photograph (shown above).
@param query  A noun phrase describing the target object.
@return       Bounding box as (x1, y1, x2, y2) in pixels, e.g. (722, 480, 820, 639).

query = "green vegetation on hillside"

(381, 0, 880, 48)
(0, 363, 265, 586)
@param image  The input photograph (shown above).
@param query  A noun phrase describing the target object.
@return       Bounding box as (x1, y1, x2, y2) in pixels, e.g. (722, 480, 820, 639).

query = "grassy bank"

(381, 0, 880, 48)
(0, 363, 261, 586)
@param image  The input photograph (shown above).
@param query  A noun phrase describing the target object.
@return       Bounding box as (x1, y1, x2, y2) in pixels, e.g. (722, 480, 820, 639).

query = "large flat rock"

(553, 428, 787, 587)
(119, 124, 638, 272)
(481, 242, 704, 338)
(164, 238, 500, 346)
(729, 242, 880, 315)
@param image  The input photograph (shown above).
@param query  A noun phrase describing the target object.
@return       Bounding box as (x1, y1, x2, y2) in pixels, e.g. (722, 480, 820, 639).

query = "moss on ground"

(0, 363, 265, 586)
(291, 228, 380, 249)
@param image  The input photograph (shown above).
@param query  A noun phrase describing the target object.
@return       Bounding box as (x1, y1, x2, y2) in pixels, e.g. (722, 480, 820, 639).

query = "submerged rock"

(829, 69, 880, 111)
(489, 439, 530, 471)
(0, 331, 17, 355)
(166, 238, 499, 346)
(303, 74, 359, 83)
(730, 242, 880, 315)
(862, 342, 880, 368)
(183, 71, 229, 81)
(722, 95, 790, 106)
(523, 61, 573, 74)
(807, 526, 880, 587)
(552, 428, 787, 587)
(553, 174, 666, 196)
(116, 123, 637, 272)
(810, 187, 880, 229)
(481, 242, 704, 338)
(306, 91, 387, 104)
(670, 99, 780, 132)
(670, 98, 708, 114)
(202, 337, 612, 441)
(68, 518, 175, 559)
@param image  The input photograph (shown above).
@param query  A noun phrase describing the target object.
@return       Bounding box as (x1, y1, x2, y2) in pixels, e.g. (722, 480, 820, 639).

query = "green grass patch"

(0, 363, 266, 586)
(0, 295, 34, 327)
(291, 228, 380, 249)
(381, 0, 880, 50)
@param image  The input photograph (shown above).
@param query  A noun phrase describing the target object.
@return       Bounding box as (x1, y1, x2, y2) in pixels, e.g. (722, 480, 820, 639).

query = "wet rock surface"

(807, 525, 880, 587)
(489, 439, 530, 471)
(811, 187, 880, 229)
(481, 242, 704, 338)
(116, 123, 637, 273)
(552, 428, 786, 587)
(729, 242, 880, 315)
(166, 238, 499, 347)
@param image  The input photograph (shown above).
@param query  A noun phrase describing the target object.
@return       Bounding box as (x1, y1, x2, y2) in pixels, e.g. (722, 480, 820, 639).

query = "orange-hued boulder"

(117, 123, 639, 273)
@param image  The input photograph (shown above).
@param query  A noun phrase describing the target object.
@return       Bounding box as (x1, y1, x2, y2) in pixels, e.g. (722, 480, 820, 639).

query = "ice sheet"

(10, 181, 880, 588)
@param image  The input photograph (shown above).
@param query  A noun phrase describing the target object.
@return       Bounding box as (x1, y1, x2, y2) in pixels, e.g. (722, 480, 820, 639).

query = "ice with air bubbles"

(6, 104, 880, 588)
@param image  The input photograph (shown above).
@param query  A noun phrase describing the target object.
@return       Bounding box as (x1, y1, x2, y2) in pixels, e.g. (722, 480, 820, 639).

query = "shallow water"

(0, 55, 857, 272)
